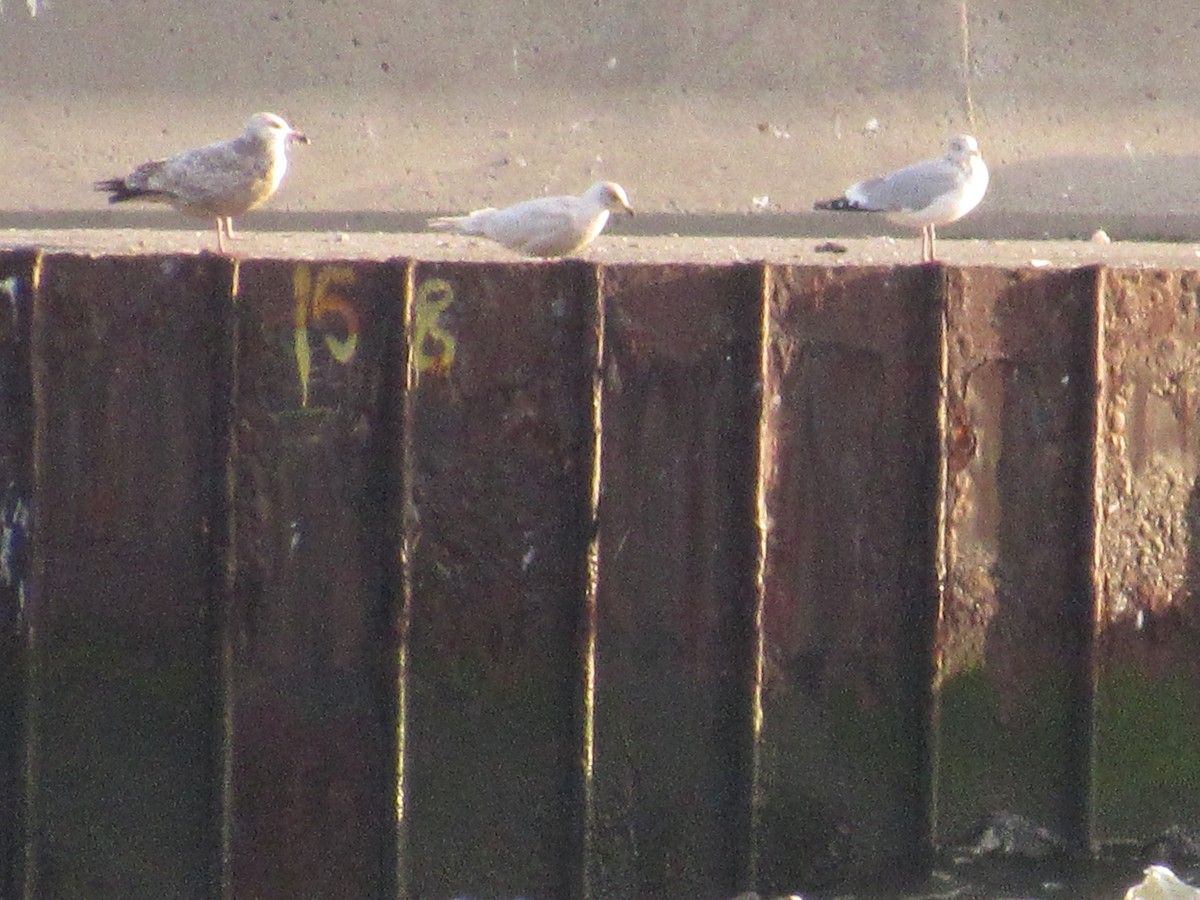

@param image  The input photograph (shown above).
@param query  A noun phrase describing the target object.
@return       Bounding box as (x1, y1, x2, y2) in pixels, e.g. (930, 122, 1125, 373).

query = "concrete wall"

(2, 2, 1199, 232)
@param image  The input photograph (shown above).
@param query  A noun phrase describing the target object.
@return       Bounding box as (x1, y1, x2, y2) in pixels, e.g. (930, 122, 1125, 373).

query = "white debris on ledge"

(1124, 864, 1200, 900)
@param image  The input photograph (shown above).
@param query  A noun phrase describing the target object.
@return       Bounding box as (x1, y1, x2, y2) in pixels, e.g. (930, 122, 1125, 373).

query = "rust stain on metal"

(1092, 267, 1200, 843)
(934, 265, 1098, 849)
(755, 264, 941, 891)
(938, 266, 1098, 687)
(1097, 268, 1200, 628)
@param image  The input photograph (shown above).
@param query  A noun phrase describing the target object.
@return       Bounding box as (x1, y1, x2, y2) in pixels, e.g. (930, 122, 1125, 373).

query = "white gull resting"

(428, 181, 634, 257)
(95, 112, 310, 253)
(814, 134, 988, 263)
(1124, 865, 1200, 900)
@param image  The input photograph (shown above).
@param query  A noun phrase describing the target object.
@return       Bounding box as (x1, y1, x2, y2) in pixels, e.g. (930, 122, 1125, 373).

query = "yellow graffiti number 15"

(293, 264, 360, 408)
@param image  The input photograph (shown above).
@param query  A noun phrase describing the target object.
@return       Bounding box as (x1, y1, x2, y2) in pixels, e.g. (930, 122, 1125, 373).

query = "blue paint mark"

(0, 276, 24, 339)
(0, 481, 29, 627)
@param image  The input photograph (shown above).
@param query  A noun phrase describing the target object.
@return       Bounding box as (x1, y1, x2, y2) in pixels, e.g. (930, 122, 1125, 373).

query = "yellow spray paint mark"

(413, 278, 457, 376)
(293, 264, 361, 407)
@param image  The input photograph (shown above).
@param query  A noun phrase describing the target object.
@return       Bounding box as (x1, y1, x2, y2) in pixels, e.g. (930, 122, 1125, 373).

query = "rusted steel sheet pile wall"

(0, 252, 1198, 899)
(934, 268, 1099, 851)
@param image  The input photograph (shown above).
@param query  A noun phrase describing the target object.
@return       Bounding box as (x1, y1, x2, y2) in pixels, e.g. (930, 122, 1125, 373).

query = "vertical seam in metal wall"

(746, 263, 771, 889)
(22, 251, 43, 900)
(1083, 264, 1106, 853)
(396, 258, 416, 899)
(216, 258, 240, 900)
(927, 265, 953, 850)
(579, 263, 604, 900)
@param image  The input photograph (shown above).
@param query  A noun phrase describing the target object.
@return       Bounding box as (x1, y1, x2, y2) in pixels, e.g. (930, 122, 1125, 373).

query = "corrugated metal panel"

(402, 261, 596, 899)
(0, 250, 39, 900)
(586, 264, 760, 899)
(2, 252, 1199, 899)
(28, 253, 232, 899)
(227, 259, 401, 900)
(934, 266, 1099, 851)
(755, 266, 941, 892)
(1093, 268, 1200, 845)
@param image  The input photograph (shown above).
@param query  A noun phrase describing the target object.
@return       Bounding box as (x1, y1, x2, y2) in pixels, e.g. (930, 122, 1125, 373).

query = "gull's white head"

(586, 181, 634, 215)
(245, 112, 310, 146)
(945, 134, 981, 163)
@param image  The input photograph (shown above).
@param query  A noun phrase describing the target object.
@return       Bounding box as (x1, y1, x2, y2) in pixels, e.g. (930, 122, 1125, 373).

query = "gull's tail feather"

(428, 210, 494, 235)
(426, 215, 469, 232)
(94, 178, 168, 204)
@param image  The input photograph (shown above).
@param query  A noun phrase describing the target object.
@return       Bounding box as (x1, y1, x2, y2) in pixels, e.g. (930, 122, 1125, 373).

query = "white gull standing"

(428, 181, 634, 257)
(95, 112, 310, 253)
(814, 134, 989, 262)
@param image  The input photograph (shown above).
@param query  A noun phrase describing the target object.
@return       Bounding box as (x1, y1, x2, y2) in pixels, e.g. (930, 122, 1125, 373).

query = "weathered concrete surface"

(10, 230, 1200, 269)
(0, 1, 1199, 237)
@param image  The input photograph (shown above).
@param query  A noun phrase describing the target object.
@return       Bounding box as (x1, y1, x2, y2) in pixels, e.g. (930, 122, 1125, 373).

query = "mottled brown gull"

(428, 181, 634, 257)
(814, 134, 989, 262)
(95, 112, 310, 253)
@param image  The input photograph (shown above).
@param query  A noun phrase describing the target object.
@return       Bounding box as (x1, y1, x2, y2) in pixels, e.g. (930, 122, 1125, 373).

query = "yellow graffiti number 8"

(413, 278, 457, 376)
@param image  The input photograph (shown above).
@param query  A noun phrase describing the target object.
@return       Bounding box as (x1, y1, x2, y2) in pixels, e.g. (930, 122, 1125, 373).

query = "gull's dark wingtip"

(813, 197, 861, 212)
(95, 178, 134, 202)
(94, 178, 162, 204)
